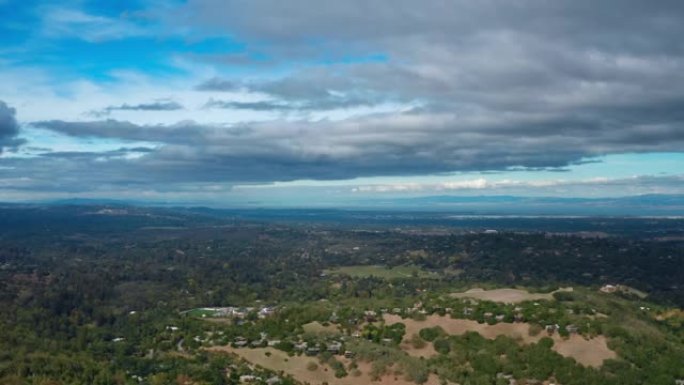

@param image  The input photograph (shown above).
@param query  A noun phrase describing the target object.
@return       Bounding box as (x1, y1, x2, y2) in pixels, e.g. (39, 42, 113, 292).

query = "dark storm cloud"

(0, 100, 24, 153)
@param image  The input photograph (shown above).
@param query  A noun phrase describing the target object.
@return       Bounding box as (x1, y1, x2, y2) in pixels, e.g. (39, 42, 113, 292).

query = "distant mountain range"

(360, 194, 684, 216)
(10, 194, 683, 217)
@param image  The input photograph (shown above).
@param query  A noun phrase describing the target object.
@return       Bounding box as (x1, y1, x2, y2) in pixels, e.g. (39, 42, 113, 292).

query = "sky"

(0, 0, 683, 207)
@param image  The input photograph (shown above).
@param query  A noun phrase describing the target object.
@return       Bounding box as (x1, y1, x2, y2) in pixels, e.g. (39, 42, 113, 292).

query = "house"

(514, 313, 525, 322)
(545, 324, 559, 335)
(463, 307, 474, 316)
(259, 306, 277, 318)
(234, 337, 248, 348)
(495, 314, 506, 322)
(484, 312, 494, 318)
(327, 341, 342, 354)
(344, 350, 355, 359)
(565, 325, 579, 334)
(364, 310, 378, 322)
(239, 375, 260, 383)
(600, 284, 618, 293)
(294, 341, 308, 351)
(305, 346, 320, 356)
(266, 376, 281, 385)
(267, 340, 281, 347)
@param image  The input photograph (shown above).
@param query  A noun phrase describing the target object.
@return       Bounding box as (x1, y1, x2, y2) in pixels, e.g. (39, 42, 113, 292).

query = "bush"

(553, 291, 575, 302)
(419, 327, 444, 342)
(410, 334, 427, 349)
(306, 362, 318, 371)
(433, 338, 451, 355)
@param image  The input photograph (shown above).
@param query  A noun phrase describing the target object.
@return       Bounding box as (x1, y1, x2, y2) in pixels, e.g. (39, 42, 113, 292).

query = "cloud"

(352, 175, 684, 196)
(31, 105, 684, 188)
(3, 1, 684, 200)
(90, 101, 184, 117)
(197, 70, 389, 111)
(0, 100, 23, 153)
(41, 8, 150, 42)
(195, 77, 241, 92)
(202, 95, 380, 111)
(177, 0, 684, 175)
(203, 99, 296, 111)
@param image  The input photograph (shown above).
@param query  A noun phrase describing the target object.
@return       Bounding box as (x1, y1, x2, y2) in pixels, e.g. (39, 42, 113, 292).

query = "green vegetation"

(0, 206, 683, 385)
(418, 326, 444, 342)
(324, 264, 438, 279)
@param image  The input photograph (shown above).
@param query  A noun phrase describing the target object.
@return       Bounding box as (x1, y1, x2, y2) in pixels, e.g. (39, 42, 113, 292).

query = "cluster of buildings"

(233, 336, 356, 359)
(294, 340, 349, 356)
(196, 305, 278, 319)
(232, 333, 281, 348)
(544, 323, 579, 335)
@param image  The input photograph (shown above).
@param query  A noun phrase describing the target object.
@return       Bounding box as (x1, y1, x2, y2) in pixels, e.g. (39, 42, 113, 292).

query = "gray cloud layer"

(4, 1, 684, 195)
(90, 101, 184, 117)
(197, 70, 387, 111)
(31, 106, 684, 187)
(0, 101, 23, 153)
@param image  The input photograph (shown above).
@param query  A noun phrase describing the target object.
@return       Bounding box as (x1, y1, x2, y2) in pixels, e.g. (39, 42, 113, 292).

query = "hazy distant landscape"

(1, 204, 684, 384)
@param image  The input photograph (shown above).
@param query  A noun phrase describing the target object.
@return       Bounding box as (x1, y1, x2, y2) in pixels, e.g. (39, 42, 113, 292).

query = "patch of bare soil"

(384, 314, 615, 367)
(450, 287, 573, 303)
(207, 346, 442, 385)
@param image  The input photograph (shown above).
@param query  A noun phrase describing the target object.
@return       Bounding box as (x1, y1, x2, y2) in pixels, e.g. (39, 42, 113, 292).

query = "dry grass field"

(302, 321, 340, 335)
(450, 287, 573, 303)
(207, 346, 442, 385)
(383, 314, 616, 367)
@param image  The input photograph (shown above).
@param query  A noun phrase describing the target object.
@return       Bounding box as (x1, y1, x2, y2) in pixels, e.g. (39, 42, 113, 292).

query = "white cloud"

(40, 8, 150, 42)
(350, 176, 678, 194)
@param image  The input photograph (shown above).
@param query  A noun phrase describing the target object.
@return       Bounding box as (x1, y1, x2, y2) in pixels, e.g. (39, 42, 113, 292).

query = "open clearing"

(450, 287, 573, 303)
(302, 321, 340, 335)
(324, 265, 438, 279)
(208, 346, 442, 385)
(384, 314, 615, 367)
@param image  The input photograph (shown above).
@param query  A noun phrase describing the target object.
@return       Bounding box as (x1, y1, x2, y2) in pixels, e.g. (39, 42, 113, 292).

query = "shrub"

(410, 334, 427, 349)
(419, 327, 444, 342)
(433, 338, 451, 355)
